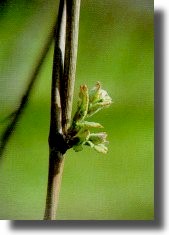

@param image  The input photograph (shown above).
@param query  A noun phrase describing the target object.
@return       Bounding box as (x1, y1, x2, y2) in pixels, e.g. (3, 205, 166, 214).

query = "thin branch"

(61, 0, 81, 133)
(44, 0, 81, 220)
(0, 23, 55, 159)
(44, 0, 66, 220)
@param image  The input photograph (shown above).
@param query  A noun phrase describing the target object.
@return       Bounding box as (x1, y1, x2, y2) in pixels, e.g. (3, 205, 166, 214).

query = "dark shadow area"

(9, 11, 164, 230)
(154, 10, 164, 230)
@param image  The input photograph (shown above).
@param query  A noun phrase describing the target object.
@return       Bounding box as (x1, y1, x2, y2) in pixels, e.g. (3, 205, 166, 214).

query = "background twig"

(0, 23, 55, 159)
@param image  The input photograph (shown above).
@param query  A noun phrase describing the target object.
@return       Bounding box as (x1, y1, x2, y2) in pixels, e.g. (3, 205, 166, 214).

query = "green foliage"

(68, 82, 112, 154)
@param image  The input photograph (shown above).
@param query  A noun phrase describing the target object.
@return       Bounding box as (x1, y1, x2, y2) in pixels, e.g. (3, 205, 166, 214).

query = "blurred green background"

(0, 0, 154, 220)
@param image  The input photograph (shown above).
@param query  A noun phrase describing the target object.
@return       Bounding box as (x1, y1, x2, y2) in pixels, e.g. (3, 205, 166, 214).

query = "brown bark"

(44, 0, 81, 220)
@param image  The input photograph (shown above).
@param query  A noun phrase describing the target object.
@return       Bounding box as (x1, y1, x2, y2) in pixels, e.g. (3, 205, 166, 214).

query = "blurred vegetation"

(0, 0, 153, 219)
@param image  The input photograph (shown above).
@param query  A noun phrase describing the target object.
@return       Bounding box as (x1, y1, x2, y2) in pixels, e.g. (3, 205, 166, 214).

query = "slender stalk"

(44, 0, 66, 220)
(44, 0, 81, 220)
(61, 0, 81, 133)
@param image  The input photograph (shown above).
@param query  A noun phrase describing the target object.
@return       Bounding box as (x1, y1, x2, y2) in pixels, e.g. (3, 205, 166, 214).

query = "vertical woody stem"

(44, 0, 81, 220)
(44, 0, 66, 220)
(61, 0, 81, 133)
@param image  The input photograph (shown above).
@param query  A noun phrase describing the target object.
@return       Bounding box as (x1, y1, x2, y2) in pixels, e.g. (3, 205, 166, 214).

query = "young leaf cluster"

(67, 82, 112, 154)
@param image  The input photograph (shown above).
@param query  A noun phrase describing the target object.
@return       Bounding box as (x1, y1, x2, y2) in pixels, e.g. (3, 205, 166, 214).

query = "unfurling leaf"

(88, 82, 112, 117)
(88, 132, 108, 145)
(76, 121, 103, 129)
(73, 85, 89, 122)
(84, 133, 108, 154)
(71, 129, 90, 152)
(89, 81, 101, 103)
(93, 144, 108, 154)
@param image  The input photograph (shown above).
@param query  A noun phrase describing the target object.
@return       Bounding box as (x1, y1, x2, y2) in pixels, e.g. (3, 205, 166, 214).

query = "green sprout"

(67, 82, 112, 154)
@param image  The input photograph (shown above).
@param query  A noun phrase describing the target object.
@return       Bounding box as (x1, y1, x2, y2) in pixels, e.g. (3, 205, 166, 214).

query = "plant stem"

(61, 0, 81, 133)
(43, 150, 65, 220)
(44, 0, 81, 220)
(44, 0, 66, 220)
